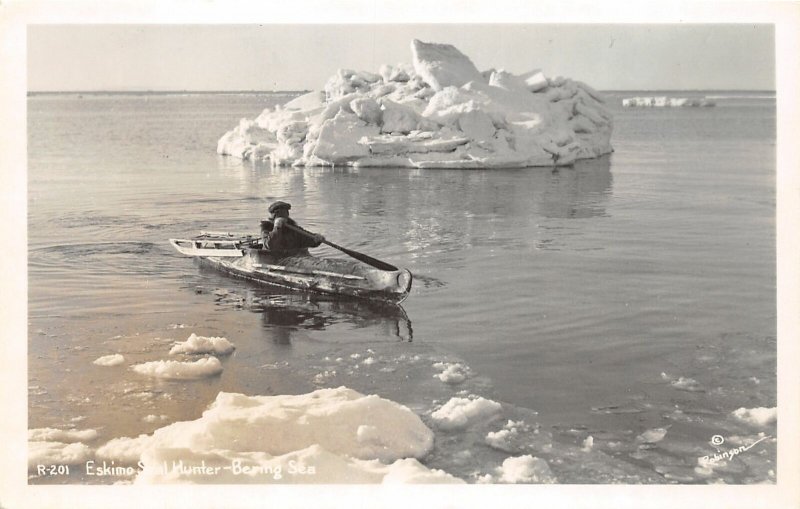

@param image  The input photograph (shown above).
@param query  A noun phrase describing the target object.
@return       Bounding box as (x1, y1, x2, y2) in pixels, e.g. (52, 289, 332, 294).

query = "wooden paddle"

(284, 222, 399, 272)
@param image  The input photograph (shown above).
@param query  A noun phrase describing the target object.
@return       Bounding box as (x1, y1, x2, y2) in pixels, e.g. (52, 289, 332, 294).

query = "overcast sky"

(28, 24, 775, 92)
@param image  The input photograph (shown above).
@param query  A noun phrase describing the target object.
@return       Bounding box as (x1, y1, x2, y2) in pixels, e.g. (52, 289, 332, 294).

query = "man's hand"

(313, 234, 325, 244)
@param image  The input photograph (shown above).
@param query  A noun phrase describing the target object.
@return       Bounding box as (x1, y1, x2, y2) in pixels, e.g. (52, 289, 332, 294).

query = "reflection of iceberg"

(622, 96, 716, 108)
(538, 155, 613, 219)
(218, 39, 613, 168)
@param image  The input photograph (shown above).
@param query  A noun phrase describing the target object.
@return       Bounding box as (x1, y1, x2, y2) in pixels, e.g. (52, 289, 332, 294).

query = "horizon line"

(27, 88, 777, 95)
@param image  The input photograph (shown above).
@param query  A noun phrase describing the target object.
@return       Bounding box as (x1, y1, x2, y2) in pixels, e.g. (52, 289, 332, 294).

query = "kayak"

(169, 233, 412, 303)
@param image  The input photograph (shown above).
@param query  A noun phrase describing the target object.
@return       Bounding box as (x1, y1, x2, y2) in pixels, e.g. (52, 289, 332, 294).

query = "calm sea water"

(27, 90, 776, 483)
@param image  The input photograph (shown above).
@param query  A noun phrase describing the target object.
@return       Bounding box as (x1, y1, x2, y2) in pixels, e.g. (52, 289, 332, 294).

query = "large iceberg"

(218, 39, 614, 168)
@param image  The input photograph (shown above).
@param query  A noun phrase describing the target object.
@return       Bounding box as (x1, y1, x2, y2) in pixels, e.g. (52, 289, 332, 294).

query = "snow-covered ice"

(28, 427, 98, 442)
(731, 407, 777, 427)
(96, 387, 457, 483)
(93, 354, 125, 367)
(430, 395, 502, 431)
(132, 356, 223, 380)
(96, 434, 153, 463)
(489, 455, 557, 484)
(28, 428, 98, 467)
(29, 441, 93, 467)
(485, 420, 524, 452)
(218, 39, 613, 168)
(432, 361, 469, 384)
(169, 333, 235, 356)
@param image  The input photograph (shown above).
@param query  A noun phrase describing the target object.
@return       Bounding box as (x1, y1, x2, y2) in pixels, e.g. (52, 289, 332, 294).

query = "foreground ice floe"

(97, 387, 462, 483)
(218, 39, 613, 168)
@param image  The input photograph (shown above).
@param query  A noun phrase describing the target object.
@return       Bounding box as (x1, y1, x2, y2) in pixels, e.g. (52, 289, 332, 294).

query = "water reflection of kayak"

(169, 234, 413, 304)
(198, 282, 414, 342)
(258, 291, 413, 343)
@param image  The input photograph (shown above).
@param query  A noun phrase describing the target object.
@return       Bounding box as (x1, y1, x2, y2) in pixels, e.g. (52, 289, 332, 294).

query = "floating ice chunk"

(661, 372, 703, 392)
(732, 407, 777, 427)
(671, 377, 702, 391)
(313, 370, 337, 384)
(494, 455, 556, 484)
(485, 420, 524, 452)
(636, 427, 668, 444)
(142, 415, 169, 423)
(432, 362, 470, 384)
(29, 428, 98, 442)
(132, 357, 223, 380)
(485, 428, 514, 449)
(431, 396, 502, 430)
(169, 333, 235, 356)
(93, 354, 125, 367)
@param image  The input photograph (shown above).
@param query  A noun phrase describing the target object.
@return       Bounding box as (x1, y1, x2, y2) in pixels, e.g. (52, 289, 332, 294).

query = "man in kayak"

(261, 201, 325, 254)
